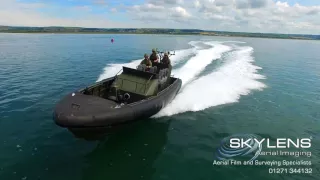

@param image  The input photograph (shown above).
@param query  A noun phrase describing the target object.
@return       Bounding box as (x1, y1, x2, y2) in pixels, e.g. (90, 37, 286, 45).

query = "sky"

(0, 0, 319, 34)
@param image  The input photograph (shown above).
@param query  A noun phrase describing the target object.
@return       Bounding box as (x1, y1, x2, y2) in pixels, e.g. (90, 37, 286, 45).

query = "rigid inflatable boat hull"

(53, 78, 181, 139)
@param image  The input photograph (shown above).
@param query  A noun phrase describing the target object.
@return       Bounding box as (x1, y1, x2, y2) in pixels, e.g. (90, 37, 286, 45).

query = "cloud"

(248, 0, 269, 8)
(110, 8, 117, 13)
(147, 0, 184, 5)
(214, 0, 233, 7)
(72, 6, 92, 12)
(233, 0, 271, 9)
(171, 6, 191, 18)
(194, 0, 201, 8)
(130, 3, 165, 12)
(0, 0, 319, 34)
(0, 0, 130, 28)
(127, 3, 192, 24)
(92, 0, 107, 5)
(204, 14, 235, 21)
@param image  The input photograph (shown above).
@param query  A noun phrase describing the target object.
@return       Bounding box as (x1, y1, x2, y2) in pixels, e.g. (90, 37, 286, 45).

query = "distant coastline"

(0, 25, 319, 40)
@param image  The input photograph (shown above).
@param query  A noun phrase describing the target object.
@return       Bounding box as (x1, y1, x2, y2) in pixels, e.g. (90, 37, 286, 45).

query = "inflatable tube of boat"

(53, 78, 182, 128)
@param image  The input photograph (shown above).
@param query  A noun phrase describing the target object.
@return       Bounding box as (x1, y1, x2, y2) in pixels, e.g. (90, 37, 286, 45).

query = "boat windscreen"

(122, 66, 157, 80)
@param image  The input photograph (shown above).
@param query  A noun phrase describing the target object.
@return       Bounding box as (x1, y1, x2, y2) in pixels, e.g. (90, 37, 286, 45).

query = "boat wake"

(172, 42, 232, 86)
(96, 40, 267, 117)
(155, 45, 266, 117)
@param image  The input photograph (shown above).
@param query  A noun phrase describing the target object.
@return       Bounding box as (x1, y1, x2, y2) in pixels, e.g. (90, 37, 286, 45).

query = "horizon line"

(1, 25, 319, 36)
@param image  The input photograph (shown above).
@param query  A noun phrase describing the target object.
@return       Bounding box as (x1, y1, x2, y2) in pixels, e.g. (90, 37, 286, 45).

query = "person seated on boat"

(161, 52, 171, 67)
(161, 52, 172, 76)
(140, 53, 152, 69)
(149, 48, 159, 65)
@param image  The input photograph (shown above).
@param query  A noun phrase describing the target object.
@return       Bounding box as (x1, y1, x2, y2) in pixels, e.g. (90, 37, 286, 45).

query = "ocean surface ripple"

(0, 34, 319, 180)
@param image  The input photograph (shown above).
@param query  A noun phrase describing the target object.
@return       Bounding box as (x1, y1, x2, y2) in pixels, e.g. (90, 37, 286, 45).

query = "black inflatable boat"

(53, 54, 181, 139)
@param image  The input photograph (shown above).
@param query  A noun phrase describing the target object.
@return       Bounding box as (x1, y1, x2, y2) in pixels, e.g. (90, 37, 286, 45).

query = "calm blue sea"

(0, 33, 319, 180)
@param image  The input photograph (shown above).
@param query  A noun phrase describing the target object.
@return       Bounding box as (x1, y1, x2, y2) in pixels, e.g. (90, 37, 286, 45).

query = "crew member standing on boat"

(161, 52, 171, 67)
(161, 52, 172, 74)
(150, 48, 159, 65)
(140, 53, 152, 68)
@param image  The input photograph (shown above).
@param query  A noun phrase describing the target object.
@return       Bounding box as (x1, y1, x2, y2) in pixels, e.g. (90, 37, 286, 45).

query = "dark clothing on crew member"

(161, 53, 171, 68)
(161, 56, 171, 66)
(150, 48, 159, 64)
(150, 53, 159, 63)
(161, 54, 172, 76)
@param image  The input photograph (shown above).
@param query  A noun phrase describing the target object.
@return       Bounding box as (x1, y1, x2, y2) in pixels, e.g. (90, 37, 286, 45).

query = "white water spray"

(172, 42, 232, 86)
(154, 45, 266, 117)
(95, 41, 266, 118)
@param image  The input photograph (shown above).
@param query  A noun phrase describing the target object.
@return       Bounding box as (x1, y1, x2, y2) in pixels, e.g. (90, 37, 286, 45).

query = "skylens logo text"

(230, 138, 312, 149)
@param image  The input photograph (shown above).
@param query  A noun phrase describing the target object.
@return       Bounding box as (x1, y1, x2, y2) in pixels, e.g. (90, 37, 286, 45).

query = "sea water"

(0, 33, 319, 180)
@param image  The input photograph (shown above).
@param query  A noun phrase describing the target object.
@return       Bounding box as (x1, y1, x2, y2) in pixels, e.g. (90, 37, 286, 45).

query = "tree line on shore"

(0, 25, 318, 40)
